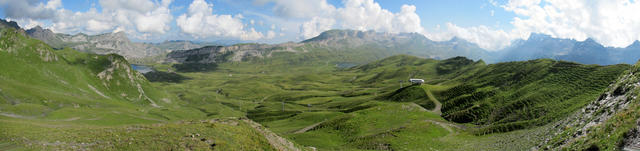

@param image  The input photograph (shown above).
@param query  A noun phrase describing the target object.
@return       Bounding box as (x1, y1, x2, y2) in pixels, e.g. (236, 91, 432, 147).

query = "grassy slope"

(144, 50, 629, 150)
(437, 59, 629, 134)
(535, 62, 640, 150)
(0, 27, 279, 150)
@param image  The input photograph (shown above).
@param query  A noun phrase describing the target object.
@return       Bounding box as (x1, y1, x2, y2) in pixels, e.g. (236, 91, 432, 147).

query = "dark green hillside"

(334, 55, 628, 135)
(349, 55, 483, 87)
(533, 61, 640, 150)
(0, 27, 164, 110)
(128, 47, 633, 150)
(435, 56, 477, 74)
(383, 85, 435, 110)
(437, 59, 630, 134)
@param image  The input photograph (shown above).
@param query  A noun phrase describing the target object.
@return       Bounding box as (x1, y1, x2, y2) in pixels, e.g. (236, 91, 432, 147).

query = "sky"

(1, 0, 640, 51)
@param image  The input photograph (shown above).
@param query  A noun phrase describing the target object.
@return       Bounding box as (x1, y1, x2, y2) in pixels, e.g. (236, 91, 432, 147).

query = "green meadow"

(0, 25, 635, 150)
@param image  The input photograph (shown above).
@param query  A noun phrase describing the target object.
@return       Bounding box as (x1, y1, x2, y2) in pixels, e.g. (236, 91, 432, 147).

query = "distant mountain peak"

(627, 40, 640, 49)
(0, 18, 21, 30)
(113, 31, 127, 39)
(301, 29, 433, 45)
(448, 36, 463, 42)
(577, 38, 603, 48)
(31, 25, 44, 30)
(302, 29, 366, 43)
(26, 26, 53, 34)
(528, 33, 553, 41)
(583, 37, 597, 43)
(447, 36, 472, 44)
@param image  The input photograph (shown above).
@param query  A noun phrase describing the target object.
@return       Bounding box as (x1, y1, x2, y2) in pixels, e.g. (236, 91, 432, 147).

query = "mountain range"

(496, 33, 640, 65)
(165, 29, 640, 66)
(19, 22, 640, 65)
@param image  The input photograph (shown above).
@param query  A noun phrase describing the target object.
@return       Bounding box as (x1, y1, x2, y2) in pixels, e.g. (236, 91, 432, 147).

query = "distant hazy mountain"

(166, 42, 302, 64)
(23, 24, 640, 65)
(25, 26, 249, 59)
(167, 29, 492, 65)
(152, 40, 205, 51)
(0, 19, 21, 31)
(25, 26, 169, 59)
(496, 33, 640, 65)
(302, 29, 490, 61)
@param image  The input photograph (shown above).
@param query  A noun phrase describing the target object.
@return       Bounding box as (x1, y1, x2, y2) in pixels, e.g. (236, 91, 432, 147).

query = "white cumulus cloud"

(1, 0, 174, 39)
(426, 23, 516, 50)
(0, 0, 60, 20)
(176, 0, 265, 40)
(255, 0, 336, 19)
(297, 0, 425, 39)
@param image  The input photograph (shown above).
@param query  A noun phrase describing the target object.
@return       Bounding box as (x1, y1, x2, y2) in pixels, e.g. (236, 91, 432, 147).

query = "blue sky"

(1, 0, 640, 50)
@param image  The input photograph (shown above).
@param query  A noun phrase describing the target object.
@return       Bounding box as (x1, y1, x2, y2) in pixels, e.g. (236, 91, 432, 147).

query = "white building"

(409, 78, 424, 85)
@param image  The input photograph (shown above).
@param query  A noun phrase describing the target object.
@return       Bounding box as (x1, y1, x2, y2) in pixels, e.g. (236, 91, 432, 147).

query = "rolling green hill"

(343, 55, 630, 135)
(153, 49, 630, 150)
(0, 25, 289, 150)
(437, 59, 629, 134)
(535, 61, 640, 150)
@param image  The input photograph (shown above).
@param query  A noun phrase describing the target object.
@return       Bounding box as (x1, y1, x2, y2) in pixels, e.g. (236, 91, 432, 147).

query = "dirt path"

(293, 120, 326, 134)
(425, 120, 466, 134)
(241, 118, 302, 151)
(0, 142, 21, 151)
(425, 90, 442, 115)
(0, 112, 32, 119)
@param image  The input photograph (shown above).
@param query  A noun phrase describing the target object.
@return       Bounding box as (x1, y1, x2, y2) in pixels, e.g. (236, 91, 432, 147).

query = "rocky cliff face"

(537, 63, 640, 150)
(165, 42, 302, 63)
(53, 31, 167, 59)
(26, 26, 65, 48)
(25, 27, 201, 59)
(95, 54, 159, 107)
(0, 19, 21, 31)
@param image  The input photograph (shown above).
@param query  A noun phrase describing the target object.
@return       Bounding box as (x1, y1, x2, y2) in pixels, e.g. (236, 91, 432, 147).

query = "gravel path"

(242, 118, 302, 151)
(293, 120, 326, 134)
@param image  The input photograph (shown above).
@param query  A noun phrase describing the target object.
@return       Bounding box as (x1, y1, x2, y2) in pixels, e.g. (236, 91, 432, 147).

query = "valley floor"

(128, 61, 565, 150)
(1, 55, 626, 150)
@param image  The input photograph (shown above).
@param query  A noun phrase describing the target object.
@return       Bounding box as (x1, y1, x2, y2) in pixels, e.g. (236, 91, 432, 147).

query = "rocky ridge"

(25, 26, 201, 59)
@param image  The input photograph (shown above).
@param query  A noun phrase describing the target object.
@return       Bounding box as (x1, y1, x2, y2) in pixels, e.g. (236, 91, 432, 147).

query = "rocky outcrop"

(25, 26, 62, 48)
(537, 65, 640, 150)
(96, 54, 158, 107)
(0, 19, 21, 31)
(59, 32, 168, 59)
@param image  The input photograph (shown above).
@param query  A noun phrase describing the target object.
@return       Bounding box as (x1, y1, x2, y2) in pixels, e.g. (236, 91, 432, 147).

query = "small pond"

(131, 64, 154, 74)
